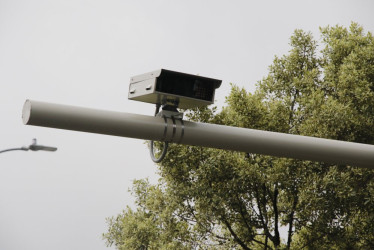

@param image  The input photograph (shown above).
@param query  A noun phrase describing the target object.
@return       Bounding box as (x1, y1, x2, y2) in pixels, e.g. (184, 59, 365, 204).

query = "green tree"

(104, 23, 374, 249)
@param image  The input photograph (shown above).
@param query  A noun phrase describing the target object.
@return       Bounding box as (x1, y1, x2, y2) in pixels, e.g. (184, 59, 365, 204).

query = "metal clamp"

(149, 104, 184, 163)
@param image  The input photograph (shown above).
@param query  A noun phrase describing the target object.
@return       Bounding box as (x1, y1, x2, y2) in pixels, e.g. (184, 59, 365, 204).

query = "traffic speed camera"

(128, 69, 222, 109)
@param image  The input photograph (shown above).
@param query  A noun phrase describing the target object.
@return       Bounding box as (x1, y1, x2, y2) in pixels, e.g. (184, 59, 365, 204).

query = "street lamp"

(0, 139, 57, 154)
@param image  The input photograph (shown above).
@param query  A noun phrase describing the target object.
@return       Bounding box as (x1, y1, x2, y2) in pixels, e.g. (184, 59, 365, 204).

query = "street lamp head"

(28, 138, 57, 152)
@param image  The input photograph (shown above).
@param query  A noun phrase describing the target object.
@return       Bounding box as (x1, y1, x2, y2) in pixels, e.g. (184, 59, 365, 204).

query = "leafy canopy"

(104, 23, 374, 249)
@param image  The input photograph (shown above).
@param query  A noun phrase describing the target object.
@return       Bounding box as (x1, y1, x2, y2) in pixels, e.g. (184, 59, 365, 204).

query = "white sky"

(1, 1, 373, 249)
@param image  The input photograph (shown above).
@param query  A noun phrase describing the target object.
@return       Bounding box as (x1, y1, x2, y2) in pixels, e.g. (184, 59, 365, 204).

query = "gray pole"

(22, 100, 374, 169)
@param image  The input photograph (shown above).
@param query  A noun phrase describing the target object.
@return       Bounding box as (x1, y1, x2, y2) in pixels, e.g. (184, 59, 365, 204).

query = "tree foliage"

(104, 23, 374, 249)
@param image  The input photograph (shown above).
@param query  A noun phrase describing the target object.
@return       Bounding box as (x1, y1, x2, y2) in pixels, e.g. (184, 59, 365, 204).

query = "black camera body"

(128, 69, 221, 109)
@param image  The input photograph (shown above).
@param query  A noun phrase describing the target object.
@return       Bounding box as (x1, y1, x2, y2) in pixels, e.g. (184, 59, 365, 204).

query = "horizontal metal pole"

(23, 100, 374, 169)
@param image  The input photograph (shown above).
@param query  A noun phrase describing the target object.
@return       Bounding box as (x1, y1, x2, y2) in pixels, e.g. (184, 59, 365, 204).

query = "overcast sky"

(1, 1, 373, 249)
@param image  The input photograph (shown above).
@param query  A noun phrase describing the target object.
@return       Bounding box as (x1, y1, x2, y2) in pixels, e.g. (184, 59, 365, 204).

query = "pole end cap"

(22, 100, 32, 125)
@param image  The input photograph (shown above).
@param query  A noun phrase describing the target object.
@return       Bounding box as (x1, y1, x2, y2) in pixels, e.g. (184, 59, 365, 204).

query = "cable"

(149, 104, 169, 163)
(149, 140, 168, 163)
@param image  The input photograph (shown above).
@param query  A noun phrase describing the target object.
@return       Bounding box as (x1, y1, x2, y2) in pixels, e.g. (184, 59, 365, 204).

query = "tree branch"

(286, 190, 299, 249)
(264, 234, 269, 250)
(271, 185, 280, 247)
(235, 193, 257, 236)
(222, 217, 251, 250)
(255, 186, 272, 241)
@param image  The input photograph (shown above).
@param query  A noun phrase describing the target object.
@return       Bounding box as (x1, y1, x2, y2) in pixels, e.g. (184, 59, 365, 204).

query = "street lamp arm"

(0, 147, 29, 154)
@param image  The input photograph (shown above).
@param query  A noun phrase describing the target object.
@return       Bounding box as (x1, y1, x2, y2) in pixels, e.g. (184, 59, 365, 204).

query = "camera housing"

(128, 69, 222, 109)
